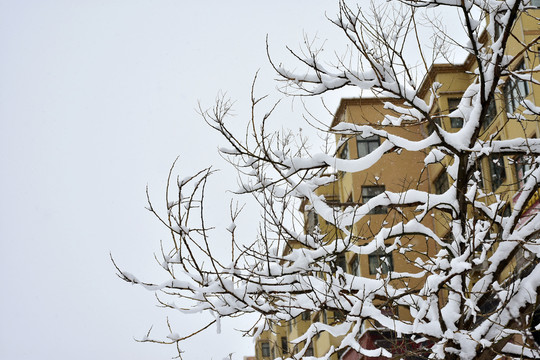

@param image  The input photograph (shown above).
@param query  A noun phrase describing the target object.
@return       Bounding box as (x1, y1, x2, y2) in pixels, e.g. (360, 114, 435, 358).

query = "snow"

(106, 1, 540, 359)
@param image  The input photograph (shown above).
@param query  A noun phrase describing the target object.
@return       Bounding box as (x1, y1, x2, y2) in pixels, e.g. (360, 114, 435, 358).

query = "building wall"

(254, 8, 540, 360)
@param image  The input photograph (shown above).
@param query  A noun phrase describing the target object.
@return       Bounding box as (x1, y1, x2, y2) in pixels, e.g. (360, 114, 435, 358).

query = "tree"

(114, 1, 540, 359)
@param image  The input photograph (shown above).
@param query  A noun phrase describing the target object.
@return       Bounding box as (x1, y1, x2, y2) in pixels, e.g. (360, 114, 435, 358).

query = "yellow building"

(254, 98, 438, 360)
(254, 7, 540, 360)
(416, 10, 540, 281)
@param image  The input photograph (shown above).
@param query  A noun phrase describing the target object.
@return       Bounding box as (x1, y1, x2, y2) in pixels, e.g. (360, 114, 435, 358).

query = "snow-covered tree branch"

(116, 1, 540, 359)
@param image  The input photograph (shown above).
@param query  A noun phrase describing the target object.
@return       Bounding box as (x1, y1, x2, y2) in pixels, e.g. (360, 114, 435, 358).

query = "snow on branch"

(116, 1, 540, 359)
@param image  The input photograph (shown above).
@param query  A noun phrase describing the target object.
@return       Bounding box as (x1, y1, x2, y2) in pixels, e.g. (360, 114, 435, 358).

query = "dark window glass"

(301, 310, 311, 321)
(504, 61, 529, 114)
(261, 342, 270, 357)
(469, 161, 484, 189)
(532, 306, 540, 346)
(362, 186, 386, 214)
(349, 255, 359, 276)
(380, 305, 399, 318)
(306, 209, 319, 234)
(434, 172, 449, 194)
(281, 336, 288, 354)
(336, 253, 346, 271)
(504, 81, 517, 113)
(368, 248, 394, 275)
(305, 343, 314, 356)
(356, 135, 380, 157)
(339, 140, 349, 159)
(483, 96, 497, 129)
(489, 155, 507, 191)
(427, 118, 442, 134)
(448, 98, 463, 128)
(334, 310, 345, 323)
(494, 21, 501, 40)
(515, 155, 532, 188)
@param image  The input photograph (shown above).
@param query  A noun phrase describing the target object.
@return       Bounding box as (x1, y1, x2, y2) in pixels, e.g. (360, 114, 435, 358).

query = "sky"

(0, 1, 359, 359)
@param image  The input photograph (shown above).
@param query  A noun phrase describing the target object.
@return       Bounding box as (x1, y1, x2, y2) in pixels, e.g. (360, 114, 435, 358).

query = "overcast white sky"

(0, 1, 361, 359)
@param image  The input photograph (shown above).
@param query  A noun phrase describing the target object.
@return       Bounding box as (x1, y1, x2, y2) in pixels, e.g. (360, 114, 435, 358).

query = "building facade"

(254, 6, 540, 360)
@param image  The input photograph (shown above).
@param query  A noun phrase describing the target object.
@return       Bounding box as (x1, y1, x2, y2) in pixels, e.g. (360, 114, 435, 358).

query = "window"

(333, 310, 345, 323)
(362, 186, 386, 214)
(427, 118, 442, 134)
(349, 254, 359, 276)
(305, 343, 314, 356)
(338, 141, 349, 179)
(336, 253, 347, 271)
(322, 310, 328, 324)
(434, 172, 449, 194)
(478, 296, 500, 323)
(380, 305, 399, 318)
(373, 306, 399, 328)
(533, 306, 540, 347)
(338, 140, 349, 159)
(515, 155, 532, 188)
(301, 310, 311, 321)
(306, 209, 318, 234)
(504, 61, 529, 113)
(261, 342, 270, 357)
(281, 336, 288, 354)
(489, 155, 507, 191)
(448, 98, 463, 128)
(368, 248, 394, 275)
(356, 134, 380, 157)
(482, 96, 497, 129)
(469, 161, 484, 189)
(494, 21, 502, 41)
(503, 204, 511, 218)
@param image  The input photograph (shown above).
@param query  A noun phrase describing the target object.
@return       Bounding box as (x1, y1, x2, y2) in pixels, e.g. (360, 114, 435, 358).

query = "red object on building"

(338, 330, 431, 360)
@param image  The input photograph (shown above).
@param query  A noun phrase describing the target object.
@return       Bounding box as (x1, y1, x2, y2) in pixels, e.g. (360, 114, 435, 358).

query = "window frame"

(349, 254, 359, 276)
(333, 310, 345, 323)
(361, 185, 386, 214)
(305, 343, 314, 357)
(469, 161, 484, 189)
(356, 134, 380, 158)
(504, 60, 529, 114)
(447, 98, 463, 128)
(281, 336, 288, 354)
(368, 248, 394, 275)
(434, 172, 449, 194)
(427, 117, 442, 134)
(305, 208, 319, 234)
(489, 155, 507, 191)
(514, 155, 532, 189)
(338, 139, 349, 160)
(261, 341, 271, 357)
(336, 253, 347, 272)
(482, 95, 497, 129)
